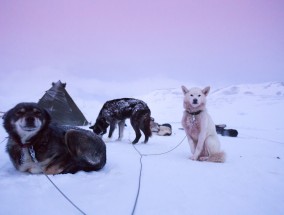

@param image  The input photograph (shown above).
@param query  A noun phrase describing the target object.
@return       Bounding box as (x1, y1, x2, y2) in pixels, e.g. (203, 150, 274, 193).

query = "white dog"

(181, 86, 225, 162)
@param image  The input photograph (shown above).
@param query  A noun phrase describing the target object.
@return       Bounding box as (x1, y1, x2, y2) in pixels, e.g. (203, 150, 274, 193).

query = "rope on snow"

(130, 135, 187, 215)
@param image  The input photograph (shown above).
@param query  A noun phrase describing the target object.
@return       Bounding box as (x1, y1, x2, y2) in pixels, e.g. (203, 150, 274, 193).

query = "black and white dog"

(89, 98, 152, 144)
(3, 102, 106, 174)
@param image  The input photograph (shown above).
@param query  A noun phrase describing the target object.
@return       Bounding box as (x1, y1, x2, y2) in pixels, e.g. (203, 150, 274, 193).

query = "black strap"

(186, 110, 202, 115)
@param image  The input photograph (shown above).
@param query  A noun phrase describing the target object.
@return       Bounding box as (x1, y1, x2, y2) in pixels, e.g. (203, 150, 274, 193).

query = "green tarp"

(38, 80, 88, 126)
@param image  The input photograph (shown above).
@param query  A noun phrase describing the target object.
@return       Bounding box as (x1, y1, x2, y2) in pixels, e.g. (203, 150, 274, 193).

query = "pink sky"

(0, 0, 283, 87)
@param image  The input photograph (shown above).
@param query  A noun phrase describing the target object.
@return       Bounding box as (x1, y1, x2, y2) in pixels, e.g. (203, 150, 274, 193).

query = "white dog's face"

(181, 86, 210, 109)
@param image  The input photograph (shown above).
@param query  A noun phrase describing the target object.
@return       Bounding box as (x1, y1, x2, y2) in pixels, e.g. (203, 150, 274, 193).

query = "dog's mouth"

(190, 102, 200, 108)
(19, 125, 38, 132)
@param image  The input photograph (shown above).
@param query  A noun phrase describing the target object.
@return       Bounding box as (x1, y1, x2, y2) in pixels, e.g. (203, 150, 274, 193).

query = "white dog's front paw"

(190, 155, 198, 161)
(199, 156, 208, 161)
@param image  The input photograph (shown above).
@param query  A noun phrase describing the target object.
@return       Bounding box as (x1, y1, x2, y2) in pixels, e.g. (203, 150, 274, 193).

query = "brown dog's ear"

(202, 86, 210, 96)
(181, 86, 189, 94)
(2, 112, 7, 120)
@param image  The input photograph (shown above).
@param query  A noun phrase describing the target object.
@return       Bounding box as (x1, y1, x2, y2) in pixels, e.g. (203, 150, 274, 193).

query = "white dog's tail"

(207, 151, 226, 163)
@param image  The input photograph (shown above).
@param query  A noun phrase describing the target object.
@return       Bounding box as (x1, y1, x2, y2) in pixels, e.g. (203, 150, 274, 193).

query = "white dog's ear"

(202, 86, 210, 96)
(181, 86, 189, 94)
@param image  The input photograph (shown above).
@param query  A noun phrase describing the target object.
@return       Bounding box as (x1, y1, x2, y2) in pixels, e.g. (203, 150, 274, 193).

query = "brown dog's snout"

(25, 116, 35, 127)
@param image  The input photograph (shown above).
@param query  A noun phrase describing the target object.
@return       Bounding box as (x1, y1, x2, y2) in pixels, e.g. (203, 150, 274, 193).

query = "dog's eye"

(190, 94, 193, 97)
(16, 109, 25, 116)
(198, 95, 201, 97)
(33, 110, 42, 116)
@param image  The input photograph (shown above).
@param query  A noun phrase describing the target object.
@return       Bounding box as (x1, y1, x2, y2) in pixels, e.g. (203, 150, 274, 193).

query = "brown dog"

(3, 102, 106, 174)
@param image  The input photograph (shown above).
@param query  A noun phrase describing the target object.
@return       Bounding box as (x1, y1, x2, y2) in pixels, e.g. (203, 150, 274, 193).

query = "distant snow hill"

(138, 81, 284, 128)
(141, 81, 284, 102)
(212, 81, 284, 99)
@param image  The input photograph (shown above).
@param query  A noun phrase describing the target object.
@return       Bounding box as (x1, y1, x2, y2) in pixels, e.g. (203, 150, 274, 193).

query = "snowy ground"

(0, 82, 284, 215)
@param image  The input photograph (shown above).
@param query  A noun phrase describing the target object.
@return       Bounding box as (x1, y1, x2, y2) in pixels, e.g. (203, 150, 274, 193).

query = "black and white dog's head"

(89, 117, 109, 137)
(3, 102, 51, 144)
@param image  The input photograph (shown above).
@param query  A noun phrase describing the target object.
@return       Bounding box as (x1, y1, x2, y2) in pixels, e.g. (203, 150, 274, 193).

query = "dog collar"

(21, 142, 34, 148)
(10, 137, 34, 148)
(186, 110, 202, 124)
(186, 110, 202, 115)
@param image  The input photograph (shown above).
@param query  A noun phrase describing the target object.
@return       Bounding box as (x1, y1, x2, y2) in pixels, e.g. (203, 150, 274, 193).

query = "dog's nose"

(25, 116, 35, 126)
(193, 98, 198, 104)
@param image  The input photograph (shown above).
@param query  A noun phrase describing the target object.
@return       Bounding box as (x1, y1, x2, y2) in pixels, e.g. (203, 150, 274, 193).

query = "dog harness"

(11, 136, 43, 165)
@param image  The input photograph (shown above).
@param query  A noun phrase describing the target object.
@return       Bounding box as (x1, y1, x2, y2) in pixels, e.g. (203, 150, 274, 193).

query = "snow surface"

(0, 82, 284, 215)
